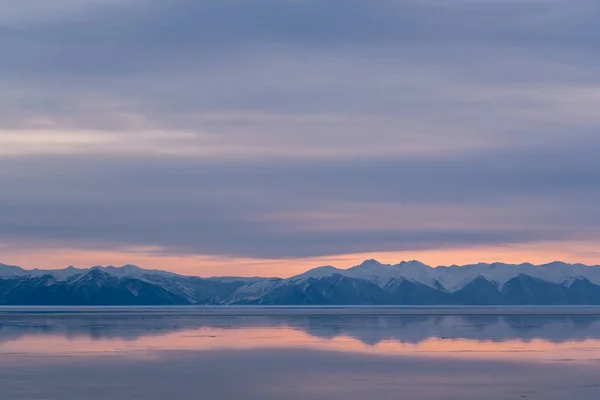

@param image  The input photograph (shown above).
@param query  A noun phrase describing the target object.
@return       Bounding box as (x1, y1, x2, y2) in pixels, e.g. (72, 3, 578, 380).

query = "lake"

(2, 307, 600, 399)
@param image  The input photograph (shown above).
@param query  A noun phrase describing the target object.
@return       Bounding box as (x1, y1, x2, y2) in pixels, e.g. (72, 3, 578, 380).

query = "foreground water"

(2, 307, 600, 399)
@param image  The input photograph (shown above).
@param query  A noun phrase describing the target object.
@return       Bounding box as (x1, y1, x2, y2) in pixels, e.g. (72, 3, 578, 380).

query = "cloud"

(1, 0, 600, 265)
(2, 144, 600, 258)
(2, 0, 600, 132)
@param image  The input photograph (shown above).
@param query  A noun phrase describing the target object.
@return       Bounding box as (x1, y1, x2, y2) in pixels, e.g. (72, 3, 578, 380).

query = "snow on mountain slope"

(0, 264, 87, 279)
(0, 264, 179, 280)
(98, 265, 178, 279)
(346, 260, 438, 287)
(226, 278, 282, 303)
(434, 262, 600, 291)
(433, 263, 523, 292)
(0, 263, 28, 277)
(288, 265, 344, 282)
(288, 260, 439, 288)
(287, 260, 600, 292)
(5, 260, 600, 295)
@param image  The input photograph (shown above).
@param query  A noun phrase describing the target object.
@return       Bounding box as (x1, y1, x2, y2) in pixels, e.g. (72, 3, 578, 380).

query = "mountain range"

(3, 259, 600, 305)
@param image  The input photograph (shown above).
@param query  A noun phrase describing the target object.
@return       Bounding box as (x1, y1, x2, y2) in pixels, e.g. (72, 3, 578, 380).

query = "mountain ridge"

(3, 260, 600, 305)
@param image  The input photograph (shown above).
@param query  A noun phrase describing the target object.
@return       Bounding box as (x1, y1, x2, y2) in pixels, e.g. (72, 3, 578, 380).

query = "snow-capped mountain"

(291, 259, 438, 288)
(3, 260, 600, 305)
(0, 263, 175, 280)
(289, 259, 600, 291)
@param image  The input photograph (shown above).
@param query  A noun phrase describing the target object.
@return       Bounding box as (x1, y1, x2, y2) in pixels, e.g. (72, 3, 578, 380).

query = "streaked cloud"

(1, 0, 599, 272)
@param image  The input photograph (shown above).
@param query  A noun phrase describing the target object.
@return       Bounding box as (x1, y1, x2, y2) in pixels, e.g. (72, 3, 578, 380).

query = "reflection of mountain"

(5, 260, 600, 305)
(289, 315, 600, 345)
(3, 311, 600, 346)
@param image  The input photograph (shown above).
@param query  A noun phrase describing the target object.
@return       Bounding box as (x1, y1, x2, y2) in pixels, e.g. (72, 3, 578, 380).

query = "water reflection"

(2, 308, 600, 400)
(2, 308, 600, 362)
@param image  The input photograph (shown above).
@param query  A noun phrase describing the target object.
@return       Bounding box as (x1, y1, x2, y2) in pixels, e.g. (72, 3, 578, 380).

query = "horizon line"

(2, 258, 599, 279)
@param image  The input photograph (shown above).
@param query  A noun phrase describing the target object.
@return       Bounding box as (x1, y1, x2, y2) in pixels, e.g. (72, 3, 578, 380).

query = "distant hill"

(3, 260, 600, 305)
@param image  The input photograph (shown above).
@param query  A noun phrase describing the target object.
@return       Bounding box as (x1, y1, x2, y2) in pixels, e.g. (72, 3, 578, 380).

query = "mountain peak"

(0, 263, 20, 268)
(359, 259, 382, 266)
(0, 263, 27, 277)
(104, 264, 143, 272)
(289, 265, 340, 282)
(68, 267, 115, 286)
(398, 260, 429, 268)
(5, 259, 600, 305)
(540, 261, 570, 268)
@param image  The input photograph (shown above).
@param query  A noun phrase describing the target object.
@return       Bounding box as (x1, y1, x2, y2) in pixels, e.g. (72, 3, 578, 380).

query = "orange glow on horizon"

(3, 240, 600, 278)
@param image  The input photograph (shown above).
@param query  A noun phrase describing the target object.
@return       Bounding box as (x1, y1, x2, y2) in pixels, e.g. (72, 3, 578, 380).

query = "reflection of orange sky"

(3, 240, 600, 277)
(2, 326, 600, 363)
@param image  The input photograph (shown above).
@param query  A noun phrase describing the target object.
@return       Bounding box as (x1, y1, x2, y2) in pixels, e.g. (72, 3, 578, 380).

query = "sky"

(2, 0, 600, 277)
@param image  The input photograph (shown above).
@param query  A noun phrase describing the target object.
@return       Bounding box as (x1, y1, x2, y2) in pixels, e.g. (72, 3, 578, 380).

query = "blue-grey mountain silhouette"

(4, 260, 600, 305)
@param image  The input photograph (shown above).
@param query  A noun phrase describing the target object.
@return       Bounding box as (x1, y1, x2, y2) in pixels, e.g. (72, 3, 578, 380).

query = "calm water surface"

(2, 307, 600, 399)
